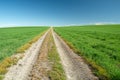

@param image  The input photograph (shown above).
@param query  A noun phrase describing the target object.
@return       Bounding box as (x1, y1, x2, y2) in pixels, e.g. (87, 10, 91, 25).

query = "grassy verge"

(47, 31, 66, 80)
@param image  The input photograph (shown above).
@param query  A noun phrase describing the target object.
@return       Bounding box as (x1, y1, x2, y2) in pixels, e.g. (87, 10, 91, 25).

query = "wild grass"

(54, 24, 120, 80)
(47, 31, 66, 80)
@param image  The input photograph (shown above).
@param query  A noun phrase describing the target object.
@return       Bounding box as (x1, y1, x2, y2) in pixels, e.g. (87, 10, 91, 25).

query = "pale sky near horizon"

(0, 0, 120, 27)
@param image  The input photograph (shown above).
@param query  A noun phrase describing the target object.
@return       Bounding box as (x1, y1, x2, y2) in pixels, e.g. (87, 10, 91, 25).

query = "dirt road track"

(4, 28, 98, 80)
(52, 29, 98, 80)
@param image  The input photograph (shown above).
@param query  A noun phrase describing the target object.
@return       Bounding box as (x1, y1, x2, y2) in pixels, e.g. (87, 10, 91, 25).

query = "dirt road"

(4, 28, 98, 80)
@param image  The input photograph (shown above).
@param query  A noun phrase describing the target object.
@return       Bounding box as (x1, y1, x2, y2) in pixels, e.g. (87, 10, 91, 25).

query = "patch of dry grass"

(0, 57, 19, 80)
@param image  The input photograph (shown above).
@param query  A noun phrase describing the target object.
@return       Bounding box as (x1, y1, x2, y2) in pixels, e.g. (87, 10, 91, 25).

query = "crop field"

(54, 25, 120, 80)
(0, 27, 48, 61)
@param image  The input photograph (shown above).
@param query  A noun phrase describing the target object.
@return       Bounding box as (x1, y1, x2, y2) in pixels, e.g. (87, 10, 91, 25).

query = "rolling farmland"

(54, 25, 120, 80)
(0, 0, 119, 80)
(0, 27, 48, 61)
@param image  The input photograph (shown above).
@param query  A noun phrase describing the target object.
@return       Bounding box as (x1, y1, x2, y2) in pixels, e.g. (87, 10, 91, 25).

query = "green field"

(0, 27, 48, 61)
(54, 25, 120, 80)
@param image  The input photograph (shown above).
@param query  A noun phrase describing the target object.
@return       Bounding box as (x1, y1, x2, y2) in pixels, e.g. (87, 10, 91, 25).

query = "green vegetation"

(48, 31, 66, 80)
(0, 27, 48, 61)
(54, 25, 120, 80)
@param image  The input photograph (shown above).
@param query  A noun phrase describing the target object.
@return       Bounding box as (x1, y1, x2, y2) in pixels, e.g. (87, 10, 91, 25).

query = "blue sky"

(0, 0, 120, 27)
